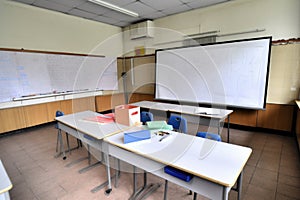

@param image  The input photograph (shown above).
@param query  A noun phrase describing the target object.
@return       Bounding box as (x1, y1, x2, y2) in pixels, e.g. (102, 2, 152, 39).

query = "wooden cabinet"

(0, 94, 296, 135)
(60, 100, 73, 115)
(96, 95, 113, 112)
(96, 93, 125, 112)
(226, 104, 294, 132)
(257, 104, 294, 131)
(129, 93, 154, 104)
(0, 107, 26, 133)
(96, 93, 154, 113)
(229, 109, 257, 127)
(121, 55, 155, 95)
(23, 104, 49, 127)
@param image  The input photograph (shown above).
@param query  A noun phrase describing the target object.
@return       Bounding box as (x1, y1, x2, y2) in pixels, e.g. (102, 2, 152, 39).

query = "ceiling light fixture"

(88, 0, 139, 18)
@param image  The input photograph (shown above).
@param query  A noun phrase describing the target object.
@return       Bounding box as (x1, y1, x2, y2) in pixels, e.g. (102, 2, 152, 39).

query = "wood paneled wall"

(0, 97, 96, 134)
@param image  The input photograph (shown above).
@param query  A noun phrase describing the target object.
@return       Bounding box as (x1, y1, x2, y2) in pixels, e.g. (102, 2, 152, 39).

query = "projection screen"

(155, 37, 272, 109)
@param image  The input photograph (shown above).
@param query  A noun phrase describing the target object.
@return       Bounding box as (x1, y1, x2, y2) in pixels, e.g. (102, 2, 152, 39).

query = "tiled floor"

(0, 123, 299, 200)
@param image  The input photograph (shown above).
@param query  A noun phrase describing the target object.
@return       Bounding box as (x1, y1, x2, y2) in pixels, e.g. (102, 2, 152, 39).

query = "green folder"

(146, 121, 173, 130)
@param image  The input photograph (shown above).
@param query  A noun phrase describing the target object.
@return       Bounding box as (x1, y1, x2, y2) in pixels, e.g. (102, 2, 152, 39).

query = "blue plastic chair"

(167, 114, 187, 133)
(140, 111, 154, 125)
(196, 132, 221, 142)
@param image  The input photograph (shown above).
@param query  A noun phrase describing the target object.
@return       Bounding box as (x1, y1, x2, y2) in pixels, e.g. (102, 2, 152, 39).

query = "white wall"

(0, 0, 123, 56)
(123, 0, 300, 55)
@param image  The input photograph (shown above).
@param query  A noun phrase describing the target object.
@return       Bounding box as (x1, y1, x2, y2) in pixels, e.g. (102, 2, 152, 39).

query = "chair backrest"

(55, 111, 64, 129)
(56, 110, 64, 117)
(167, 115, 187, 134)
(140, 111, 154, 125)
(196, 132, 221, 142)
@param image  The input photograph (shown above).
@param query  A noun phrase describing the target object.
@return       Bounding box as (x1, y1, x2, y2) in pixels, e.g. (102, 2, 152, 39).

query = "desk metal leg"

(65, 156, 88, 168)
(91, 154, 119, 194)
(237, 172, 243, 200)
(231, 171, 243, 200)
(163, 180, 168, 200)
(78, 145, 102, 174)
(90, 172, 117, 194)
(222, 187, 228, 200)
(130, 167, 161, 200)
(54, 129, 66, 160)
(115, 158, 121, 188)
(104, 152, 112, 195)
(227, 116, 230, 143)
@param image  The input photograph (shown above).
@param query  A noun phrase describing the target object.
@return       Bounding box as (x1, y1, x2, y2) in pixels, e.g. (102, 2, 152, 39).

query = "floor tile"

(0, 123, 299, 200)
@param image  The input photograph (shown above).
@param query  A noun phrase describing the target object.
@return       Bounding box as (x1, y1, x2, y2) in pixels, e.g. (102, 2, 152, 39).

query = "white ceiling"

(12, 0, 230, 27)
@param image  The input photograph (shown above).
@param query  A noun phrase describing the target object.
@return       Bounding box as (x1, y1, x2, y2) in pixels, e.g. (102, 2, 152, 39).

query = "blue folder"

(124, 130, 151, 144)
(164, 166, 194, 182)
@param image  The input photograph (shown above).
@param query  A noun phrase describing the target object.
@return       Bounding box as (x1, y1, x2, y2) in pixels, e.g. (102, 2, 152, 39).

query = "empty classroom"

(0, 0, 299, 200)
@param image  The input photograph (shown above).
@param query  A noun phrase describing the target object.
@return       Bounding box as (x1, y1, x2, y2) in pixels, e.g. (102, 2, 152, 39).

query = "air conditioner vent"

(130, 20, 154, 40)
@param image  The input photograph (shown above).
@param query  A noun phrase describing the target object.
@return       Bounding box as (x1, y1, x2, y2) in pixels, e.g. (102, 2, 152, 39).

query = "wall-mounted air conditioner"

(130, 20, 154, 40)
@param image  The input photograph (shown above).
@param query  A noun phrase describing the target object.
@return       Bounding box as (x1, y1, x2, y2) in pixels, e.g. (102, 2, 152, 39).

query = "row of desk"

(132, 101, 233, 142)
(56, 101, 251, 200)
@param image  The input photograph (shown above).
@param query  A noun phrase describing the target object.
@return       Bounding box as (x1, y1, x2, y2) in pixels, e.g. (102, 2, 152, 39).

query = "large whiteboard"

(0, 50, 118, 102)
(155, 37, 272, 109)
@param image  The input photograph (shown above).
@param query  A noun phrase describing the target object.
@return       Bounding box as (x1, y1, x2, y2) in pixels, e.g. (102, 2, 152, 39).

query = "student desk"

(56, 111, 251, 199)
(105, 129, 252, 200)
(55, 110, 132, 194)
(0, 160, 12, 200)
(131, 101, 233, 142)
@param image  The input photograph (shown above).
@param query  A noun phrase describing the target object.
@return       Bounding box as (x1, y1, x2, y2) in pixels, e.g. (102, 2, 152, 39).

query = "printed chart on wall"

(0, 50, 118, 102)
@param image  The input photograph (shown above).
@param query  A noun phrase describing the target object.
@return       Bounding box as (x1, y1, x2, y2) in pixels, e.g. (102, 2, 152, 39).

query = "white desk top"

(131, 101, 233, 119)
(55, 111, 132, 140)
(0, 160, 12, 194)
(105, 129, 252, 187)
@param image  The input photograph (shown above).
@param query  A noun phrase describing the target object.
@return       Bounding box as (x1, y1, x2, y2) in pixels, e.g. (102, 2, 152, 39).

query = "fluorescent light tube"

(88, 0, 139, 18)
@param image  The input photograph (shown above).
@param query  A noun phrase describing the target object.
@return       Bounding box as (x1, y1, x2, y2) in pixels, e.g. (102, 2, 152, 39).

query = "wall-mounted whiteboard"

(0, 49, 118, 102)
(155, 37, 272, 109)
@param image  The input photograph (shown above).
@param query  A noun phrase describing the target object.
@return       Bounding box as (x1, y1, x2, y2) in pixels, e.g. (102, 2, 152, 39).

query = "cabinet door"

(96, 95, 113, 112)
(46, 101, 61, 122)
(132, 56, 155, 94)
(122, 56, 155, 95)
(23, 104, 48, 127)
(117, 58, 125, 92)
(257, 104, 294, 131)
(71, 97, 96, 113)
(111, 93, 125, 108)
(0, 107, 26, 134)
